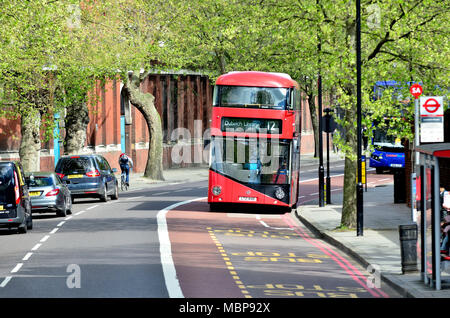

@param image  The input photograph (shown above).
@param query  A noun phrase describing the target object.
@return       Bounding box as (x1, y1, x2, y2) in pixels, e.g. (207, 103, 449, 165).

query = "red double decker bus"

(208, 71, 301, 211)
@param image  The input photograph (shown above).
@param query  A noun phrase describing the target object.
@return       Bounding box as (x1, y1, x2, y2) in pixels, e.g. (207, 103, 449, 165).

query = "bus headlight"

(212, 186, 222, 196)
(371, 154, 382, 161)
(274, 187, 285, 200)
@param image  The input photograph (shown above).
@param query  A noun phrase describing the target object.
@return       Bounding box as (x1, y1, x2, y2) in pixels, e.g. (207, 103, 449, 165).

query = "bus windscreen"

(210, 137, 290, 185)
(214, 86, 289, 109)
(373, 127, 403, 153)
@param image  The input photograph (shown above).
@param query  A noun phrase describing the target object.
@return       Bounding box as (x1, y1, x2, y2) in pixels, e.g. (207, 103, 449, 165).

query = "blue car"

(55, 155, 119, 202)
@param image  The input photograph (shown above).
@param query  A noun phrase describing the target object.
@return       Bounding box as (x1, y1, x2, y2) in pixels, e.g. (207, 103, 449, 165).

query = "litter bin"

(393, 169, 406, 203)
(399, 224, 418, 274)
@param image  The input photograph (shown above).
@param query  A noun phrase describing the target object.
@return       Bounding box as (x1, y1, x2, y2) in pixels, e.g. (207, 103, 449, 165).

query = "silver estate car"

(26, 172, 72, 217)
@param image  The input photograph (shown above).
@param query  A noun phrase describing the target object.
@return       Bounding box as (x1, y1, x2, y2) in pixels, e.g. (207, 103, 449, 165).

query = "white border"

(157, 197, 206, 298)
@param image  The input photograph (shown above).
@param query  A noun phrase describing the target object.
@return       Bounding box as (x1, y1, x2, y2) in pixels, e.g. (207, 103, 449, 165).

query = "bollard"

(399, 224, 418, 274)
(393, 169, 406, 203)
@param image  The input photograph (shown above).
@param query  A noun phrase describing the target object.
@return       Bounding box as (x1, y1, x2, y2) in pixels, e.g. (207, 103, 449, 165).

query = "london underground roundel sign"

(410, 83, 423, 99)
(422, 98, 441, 113)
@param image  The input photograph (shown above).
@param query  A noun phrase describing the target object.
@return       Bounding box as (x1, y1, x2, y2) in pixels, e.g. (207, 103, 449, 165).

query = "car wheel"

(100, 184, 108, 202)
(27, 211, 33, 230)
(111, 182, 119, 200)
(57, 201, 67, 217)
(18, 217, 27, 234)
(66, 195, 73, 214)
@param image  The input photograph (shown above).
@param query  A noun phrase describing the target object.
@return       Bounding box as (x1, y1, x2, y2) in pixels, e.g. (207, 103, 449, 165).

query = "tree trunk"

(341, 155, 357, 228)
(19, 110, 41, 172)
(339, 12, 359, 229)
(307, 93, 319, 158)
(123, 71, 164, 180)
(340, 95, 358, 228)
(64, 99, 89, 155)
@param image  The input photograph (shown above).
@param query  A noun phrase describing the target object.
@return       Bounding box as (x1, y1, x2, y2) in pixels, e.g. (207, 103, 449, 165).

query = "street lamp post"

(356, 0, 364, 236)
(317, 0, 325, 207)
(324, 108, 333, 204)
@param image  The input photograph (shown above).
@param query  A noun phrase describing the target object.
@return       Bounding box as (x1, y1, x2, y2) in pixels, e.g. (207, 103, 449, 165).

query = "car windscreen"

(56, 158, 95, 174)
(0, 164, 16, 205)
(28, 176, 54, 187)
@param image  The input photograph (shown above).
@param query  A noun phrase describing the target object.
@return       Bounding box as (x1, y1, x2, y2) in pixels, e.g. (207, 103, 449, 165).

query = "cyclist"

(118, 153, 133, 186)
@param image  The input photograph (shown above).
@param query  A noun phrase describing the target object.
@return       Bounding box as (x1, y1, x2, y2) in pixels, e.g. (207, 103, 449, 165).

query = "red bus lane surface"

(165, 172, 393, 298)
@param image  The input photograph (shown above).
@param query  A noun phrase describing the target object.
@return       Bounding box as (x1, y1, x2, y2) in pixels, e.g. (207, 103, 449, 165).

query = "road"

(0, 159, 401, 299)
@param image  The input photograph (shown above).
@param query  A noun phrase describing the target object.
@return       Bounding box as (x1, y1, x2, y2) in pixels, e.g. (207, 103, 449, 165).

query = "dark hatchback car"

(55, 155, 119, 202)
(0, 161, 33, 233)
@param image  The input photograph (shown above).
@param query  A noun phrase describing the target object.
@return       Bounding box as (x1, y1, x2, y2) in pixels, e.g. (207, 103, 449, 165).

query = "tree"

(0, 0, 69, 171)
(316, 0, 449, 228)
(65, 0, 170, 180)
(166, 0, 448, 229)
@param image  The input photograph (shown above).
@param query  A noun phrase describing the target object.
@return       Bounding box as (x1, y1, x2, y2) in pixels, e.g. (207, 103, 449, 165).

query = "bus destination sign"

(221, 117, 282, 134)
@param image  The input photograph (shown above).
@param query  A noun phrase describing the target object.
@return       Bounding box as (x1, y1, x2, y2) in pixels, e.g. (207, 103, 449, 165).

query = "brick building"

(0, 72, 321, 173)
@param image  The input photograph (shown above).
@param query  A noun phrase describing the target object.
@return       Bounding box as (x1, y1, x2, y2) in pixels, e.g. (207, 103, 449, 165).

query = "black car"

(55, 155, 119, 202)
(0, 161, 33, 233)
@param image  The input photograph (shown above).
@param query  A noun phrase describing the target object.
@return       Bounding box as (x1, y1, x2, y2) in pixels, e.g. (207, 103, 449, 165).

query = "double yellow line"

(207, 227, 252, 298)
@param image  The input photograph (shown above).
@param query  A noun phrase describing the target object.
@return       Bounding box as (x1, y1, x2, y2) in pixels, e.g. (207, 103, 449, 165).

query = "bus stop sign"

(420, 96, 444, 143)
(410, 83, 423, 99)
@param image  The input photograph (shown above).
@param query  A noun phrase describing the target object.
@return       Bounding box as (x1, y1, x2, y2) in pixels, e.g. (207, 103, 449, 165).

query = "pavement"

(296, 182, 450, 298)
(125, 153, 450, 298)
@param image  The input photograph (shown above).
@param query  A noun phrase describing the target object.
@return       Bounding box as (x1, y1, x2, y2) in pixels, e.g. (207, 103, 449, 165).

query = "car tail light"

(13, 171, 20, 204)
(86, 170, 100, 177)
(46, 189, 60, 196)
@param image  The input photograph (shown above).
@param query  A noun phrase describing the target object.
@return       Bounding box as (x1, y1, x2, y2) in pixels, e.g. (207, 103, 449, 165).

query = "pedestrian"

(118, 153, 133, 186)
(440, 187, 450, 256)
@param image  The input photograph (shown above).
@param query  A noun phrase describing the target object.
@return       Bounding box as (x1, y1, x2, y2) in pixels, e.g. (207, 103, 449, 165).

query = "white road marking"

(40, 235, 50, 243)
(0, 276, 12, 288)
(11, 263, 23, 273)
(50, 228, 59, 234)
(300, 173, 344, 183)
(31, 243, 42, 251)
(23, 253, 33, 261)
(256, 215, 293, 230)
(125, 196, 143, 200)
(157, 197, 206, 298)
(1, 200, 87, 289)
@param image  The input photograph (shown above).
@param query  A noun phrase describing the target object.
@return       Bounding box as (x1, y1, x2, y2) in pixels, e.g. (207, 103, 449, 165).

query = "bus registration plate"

(239, 196, 257, 202)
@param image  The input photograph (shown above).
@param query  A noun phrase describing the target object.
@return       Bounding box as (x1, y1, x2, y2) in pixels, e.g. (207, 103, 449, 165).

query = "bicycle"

(121, 172, 129, 191)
